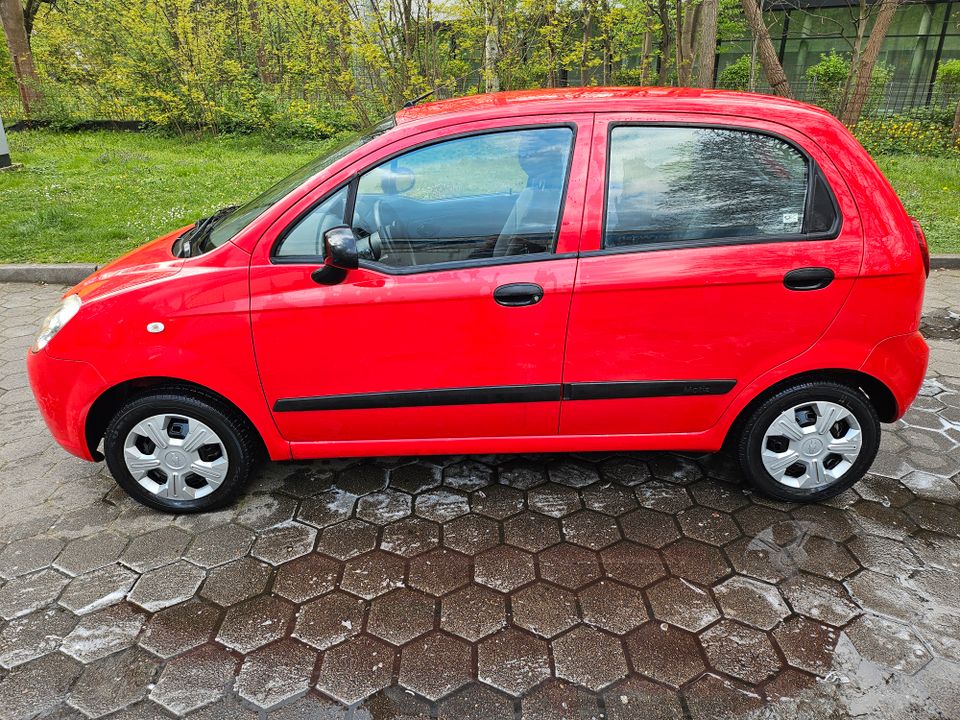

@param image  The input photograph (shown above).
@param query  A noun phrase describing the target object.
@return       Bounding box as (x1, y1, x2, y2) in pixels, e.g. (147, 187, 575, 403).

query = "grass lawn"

(1, 129, 958, 262)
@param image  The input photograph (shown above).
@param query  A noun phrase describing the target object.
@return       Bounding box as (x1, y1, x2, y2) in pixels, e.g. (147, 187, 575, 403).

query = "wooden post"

(0, 114, 11, 169)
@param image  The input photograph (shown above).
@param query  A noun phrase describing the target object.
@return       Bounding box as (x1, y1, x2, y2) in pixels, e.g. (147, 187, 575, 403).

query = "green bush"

(611, 67, 648, 87)
(936, 59, 960, 96)
(717, 56, 752, 91)
(854, 115, 958, 157)
(803, 52, 894, 117)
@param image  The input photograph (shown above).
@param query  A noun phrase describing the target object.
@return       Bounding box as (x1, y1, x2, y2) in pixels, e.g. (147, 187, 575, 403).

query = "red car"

(27, 88, 930, 512)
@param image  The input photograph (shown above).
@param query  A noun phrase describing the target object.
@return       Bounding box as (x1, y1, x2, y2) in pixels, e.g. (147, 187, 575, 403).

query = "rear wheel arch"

(85, 377, 267, 462)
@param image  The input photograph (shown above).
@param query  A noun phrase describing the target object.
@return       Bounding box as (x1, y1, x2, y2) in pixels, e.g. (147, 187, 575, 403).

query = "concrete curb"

(0, 264, 98, 285)
(0, 256, 958, 285)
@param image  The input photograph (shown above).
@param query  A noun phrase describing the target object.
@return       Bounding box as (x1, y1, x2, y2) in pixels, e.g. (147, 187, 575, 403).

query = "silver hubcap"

(123, 414, 228, 500)
(760, 401, 863, 489)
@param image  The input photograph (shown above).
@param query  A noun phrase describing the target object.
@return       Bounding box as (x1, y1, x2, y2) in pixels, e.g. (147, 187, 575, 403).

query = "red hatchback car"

(28, 88, 930, 512)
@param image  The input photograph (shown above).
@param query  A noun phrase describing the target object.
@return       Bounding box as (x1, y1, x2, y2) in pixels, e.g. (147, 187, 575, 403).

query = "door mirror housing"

(312, 225, 358, 285)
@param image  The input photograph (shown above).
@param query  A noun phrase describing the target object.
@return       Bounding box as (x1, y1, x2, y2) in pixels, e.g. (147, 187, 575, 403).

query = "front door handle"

(494, 283, 544, 307)
(784, 267, 835, 291)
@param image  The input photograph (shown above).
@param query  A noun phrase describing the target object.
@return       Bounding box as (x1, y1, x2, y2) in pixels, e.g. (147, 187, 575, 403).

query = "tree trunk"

(0, 0, 41, 113)
(739, 0, 790, 97)
(247, 1, 275, 84)
(838, 0, 902, 126)
(695, 0, 718, 88)
(657, 0, 672, 84)
(483, 0, 501, 92)
(678, 0, 700, 86)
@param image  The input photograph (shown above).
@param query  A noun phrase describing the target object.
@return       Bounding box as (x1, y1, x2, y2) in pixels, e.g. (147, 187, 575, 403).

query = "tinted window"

(605, 126, 809, 248)
(351, 127, 573, 268)
(275, 185, 349, 258)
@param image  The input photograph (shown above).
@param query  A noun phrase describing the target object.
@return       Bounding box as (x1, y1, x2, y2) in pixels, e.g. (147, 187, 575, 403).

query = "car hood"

(68, 226, 188, 302)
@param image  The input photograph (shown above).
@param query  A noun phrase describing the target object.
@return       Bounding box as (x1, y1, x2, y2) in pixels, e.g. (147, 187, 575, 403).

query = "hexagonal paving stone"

(356, 490, 413, 525)
(847, 533, 921, 579)
(217, 595, 295, 653)
(250, 520, 317, 566)
(620, 508, 680, 549)
(648, 455, 703, 484)
(316, 520, 378, 560)
(0, 652, 83, 720)
(773, 616, 839, 675)
(548, 460, 599, 488)
(538, 543, 601, 590)
(503, 512, 561, 552)
(362, 686, 432, 719)
(233, 492, 298, 531)
(478, 628, 551, 697)
(635, 480, 694, 514)
(682, 672, 763, 719)
(273, 553, 340, 603)
(443, 515, 499, 555)
(184, 523, 255, 568)
(562, 510, 621, 550)
(336, 464, 388, 495)
(398, 632, 472, 701)
(389, 463, 441, 494)
(646, 577, 720, 633)
(0, 607, 76, 669)
(625, 623, 706, 688)
(409, 548, 470, 596)
(677, 506, 741, 546)
(713, 576, 791, 631)
(380, 517, 440, 557)
(582, 482, 637, 516)
(470, 484, 525, 519)
(603, 677, 684, 720)
(661, 538, 731, 586)
(437, 684, 513, 720)
(59, 563, 138, 615)
(600, 541, 667, 589)
(512, 581, 579, 638)
(67, 646, 158, 718)
(689, 480, 750, 513)
(150, 644, 238, 715)
(268, 693, 348, 720)
(55, 532, 128, 576)
(0, 537, 64, 579)
(791, 504, 858, 542)
(140, 598, 222, 659)
(368, 589, 436, 645)
(443, 460, 494, 491)
(846, 613, 932, 674)
(579, 580, 648, 634)
(440, 584, 506, 641)
(316, 635, 395, 705)
(796, 536, 860, 580)
(120, 526, 192, 573)
(528, 483, 582, 518)
(552, 625, 628, 691)
(698, 619, 781, 685)
(499, 461, 547, 490)
(415, 489, 470, 523)
(780, 573, 860, 626)
(199, 556, 271, 607)
(236, 638, 318, 710)
(62, 603, 145, 663)
(599, 458, 651, 486)
(297, 489, 358, 529)
(128, 560, 206, 612)
(341, 550, 406, 600)
(520, 679, 600, 720)
(294, 591, 365, 650)
(0, 568, 69, 620)
(905, 498, 960, 535)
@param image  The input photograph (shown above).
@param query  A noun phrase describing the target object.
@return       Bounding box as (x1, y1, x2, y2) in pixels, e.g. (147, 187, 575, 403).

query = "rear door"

(560, 113, 863, 437)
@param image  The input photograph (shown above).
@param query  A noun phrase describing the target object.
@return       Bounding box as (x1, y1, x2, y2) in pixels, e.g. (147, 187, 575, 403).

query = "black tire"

(737, 381, 881, 502)
(104, 387, 259, 513)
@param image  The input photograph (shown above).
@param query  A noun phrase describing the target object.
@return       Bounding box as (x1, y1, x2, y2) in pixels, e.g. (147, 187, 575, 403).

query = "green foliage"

(803, 52, 893, 117)
(717, 56, 752, 91)
(936, 59, 960, 96)
(854, 115, 958, 157)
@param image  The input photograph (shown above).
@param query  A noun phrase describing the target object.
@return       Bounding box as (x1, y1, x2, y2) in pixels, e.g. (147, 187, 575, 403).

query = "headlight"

(33, 295, 82, 352)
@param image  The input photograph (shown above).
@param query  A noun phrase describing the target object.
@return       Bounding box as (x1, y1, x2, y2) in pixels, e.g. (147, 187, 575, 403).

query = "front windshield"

(202, 116, 396, 251)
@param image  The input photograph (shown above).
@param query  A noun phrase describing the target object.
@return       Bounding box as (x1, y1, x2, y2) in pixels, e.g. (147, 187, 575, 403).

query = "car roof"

(394, 86, 830, 125)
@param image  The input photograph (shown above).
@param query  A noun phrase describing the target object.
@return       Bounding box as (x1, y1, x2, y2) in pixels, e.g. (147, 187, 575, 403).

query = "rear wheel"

(738, 381, 881, 502)
(104, 389, 258, 512)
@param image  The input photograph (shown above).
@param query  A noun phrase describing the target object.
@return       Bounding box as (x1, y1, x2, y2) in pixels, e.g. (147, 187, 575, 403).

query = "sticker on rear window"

(783, 212, 800, 226)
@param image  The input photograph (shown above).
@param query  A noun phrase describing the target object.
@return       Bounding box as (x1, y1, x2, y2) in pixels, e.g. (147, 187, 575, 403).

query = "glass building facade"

(717, 0, 959, 111)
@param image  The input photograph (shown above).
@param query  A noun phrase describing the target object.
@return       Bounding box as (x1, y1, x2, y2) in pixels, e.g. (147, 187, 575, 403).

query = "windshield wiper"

(180, 205, 238, 258)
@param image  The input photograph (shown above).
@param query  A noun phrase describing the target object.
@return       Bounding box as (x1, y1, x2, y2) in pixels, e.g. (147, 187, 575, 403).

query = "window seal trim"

(598, 120, 843, 256)
(270, 122, 579, 272)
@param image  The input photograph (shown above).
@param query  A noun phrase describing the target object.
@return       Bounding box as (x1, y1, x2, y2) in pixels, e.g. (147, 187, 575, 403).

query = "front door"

(250, 116, 592, 449)
(560, 113, 864, 437)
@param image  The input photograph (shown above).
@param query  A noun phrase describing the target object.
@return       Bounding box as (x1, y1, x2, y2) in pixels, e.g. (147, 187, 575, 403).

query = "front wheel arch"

(85, 378, 267, 462)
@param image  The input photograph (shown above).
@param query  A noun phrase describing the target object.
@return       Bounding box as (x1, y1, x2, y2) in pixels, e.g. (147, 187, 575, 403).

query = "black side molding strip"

(563, 380, 737, 401)
(273, 379, 736, 412)
(274, 384, 562, 412)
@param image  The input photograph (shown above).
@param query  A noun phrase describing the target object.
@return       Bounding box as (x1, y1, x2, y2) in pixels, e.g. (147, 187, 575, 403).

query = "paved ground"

(0, 272, 957, 720)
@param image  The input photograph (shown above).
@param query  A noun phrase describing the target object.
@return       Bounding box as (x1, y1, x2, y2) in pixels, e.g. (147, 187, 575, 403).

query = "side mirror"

(312, 225, 358, 285)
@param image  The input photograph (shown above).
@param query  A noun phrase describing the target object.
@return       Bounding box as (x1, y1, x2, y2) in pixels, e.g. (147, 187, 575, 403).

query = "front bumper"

(27, 348, 108, 461)
(860, 330, 929, 421)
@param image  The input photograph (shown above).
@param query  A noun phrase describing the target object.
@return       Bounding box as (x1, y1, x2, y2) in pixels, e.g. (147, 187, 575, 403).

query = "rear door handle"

(784, 267, 835, 291)
(494, 283, 544, 307)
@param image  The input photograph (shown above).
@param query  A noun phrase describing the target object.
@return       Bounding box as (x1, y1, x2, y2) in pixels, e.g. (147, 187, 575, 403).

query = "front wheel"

(737, 381, 881, 502)
(104, 388, 258, 513)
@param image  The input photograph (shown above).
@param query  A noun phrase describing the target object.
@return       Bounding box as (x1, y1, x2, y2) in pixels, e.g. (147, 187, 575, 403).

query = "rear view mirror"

(312, 225, 358, 285)
(380, 165, 416, 195)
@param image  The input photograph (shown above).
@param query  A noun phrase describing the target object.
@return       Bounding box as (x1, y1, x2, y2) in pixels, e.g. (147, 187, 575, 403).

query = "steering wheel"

(372, 199, 416, 264)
